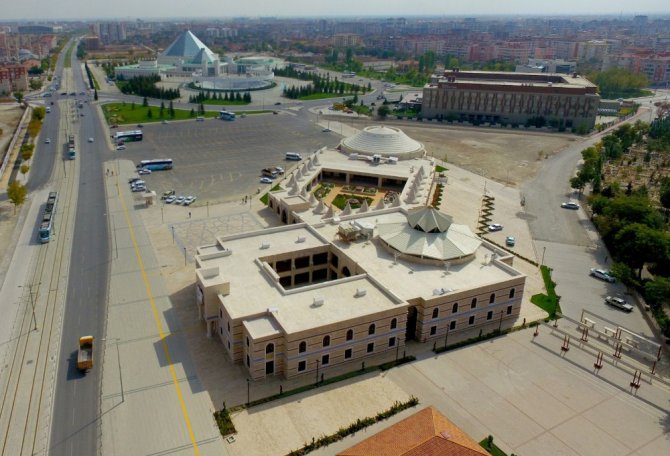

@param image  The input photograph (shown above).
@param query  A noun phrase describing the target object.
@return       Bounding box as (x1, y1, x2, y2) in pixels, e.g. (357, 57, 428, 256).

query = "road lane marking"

(116, 181, 200, 455)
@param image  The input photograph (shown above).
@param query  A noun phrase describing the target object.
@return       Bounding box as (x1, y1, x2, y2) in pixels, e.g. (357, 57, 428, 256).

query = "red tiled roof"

(338, 406, 489, 456)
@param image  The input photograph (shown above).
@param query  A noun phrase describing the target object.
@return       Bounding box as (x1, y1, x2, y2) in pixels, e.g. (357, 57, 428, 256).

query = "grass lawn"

(202, 99, 251, 106)
(331, 193, 374, 210)
(102, 103, 220, 124)
(64, 45, 74, 69)
(530, 265, 561, 318)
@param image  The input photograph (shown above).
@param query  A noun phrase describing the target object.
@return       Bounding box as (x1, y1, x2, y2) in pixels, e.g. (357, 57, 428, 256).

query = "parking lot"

(118, 113, 340, 204)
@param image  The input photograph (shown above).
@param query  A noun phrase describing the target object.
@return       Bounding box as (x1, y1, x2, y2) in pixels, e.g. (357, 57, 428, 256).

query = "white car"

(138, 168, 152, 175)
(175, 196, 185, 204)
(116, 145, 127, 151)
(561, 201, 580, 210)
(184, 196, 196, 206)
(88, 137, 94, 143)
(165, 195, 176, 204)
(45, 138, 51, 144)
(260, 177, 273, 184)
(590, 268, 615, 283)
(488, 223, 503, 232)
(605, 296, 633, 312)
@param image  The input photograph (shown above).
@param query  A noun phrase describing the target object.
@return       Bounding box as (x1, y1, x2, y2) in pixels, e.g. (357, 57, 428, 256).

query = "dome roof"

(340, 126, 424, 159)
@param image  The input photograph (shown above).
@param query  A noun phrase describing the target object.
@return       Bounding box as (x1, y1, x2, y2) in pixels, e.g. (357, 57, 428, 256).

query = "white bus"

(219, 110, 236, 121)
(342, 72, 356, 78)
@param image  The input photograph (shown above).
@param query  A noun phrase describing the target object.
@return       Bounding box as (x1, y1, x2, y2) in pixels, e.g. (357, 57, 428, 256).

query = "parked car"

(505, 236, 516, 247)
(184, 196, 196, 206)
(274, 102, 281, 105)
(260, 177, 273, 184)
(138, 168, 152, 175)
(561, 201, 580, 210)
(45, 138, 51, 144)
(488, 223, 503, 232)
(605, 296, 633, 312)
(111, 124, 119, 129)
(162, 120, 168, 124)
(137, 124, 143, 128)
(274, 166, 284, 175)
(131, 184, 146, 192)
(128, 177, 141, 184)
(116, 145, 126, 151)
(161, 190, 176, 200)
(175, 196, 186, 204)
(165, 195, 177, 204)
(590, 268, 616, 283)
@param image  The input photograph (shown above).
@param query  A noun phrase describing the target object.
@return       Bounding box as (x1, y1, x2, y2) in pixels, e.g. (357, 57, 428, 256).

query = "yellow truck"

(77, 336, 94, 372)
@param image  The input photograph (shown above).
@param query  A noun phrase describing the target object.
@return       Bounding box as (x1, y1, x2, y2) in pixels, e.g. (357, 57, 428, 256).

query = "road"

(49, 43, 110, 456)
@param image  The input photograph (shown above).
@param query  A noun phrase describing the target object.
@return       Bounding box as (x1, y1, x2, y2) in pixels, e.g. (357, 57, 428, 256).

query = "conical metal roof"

(407, 206, 453, 233)
(340, 126, 424, 159)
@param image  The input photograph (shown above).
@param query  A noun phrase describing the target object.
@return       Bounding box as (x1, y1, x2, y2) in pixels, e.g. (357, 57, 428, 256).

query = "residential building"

(332, 33, 362, 48)
(0, 64, 28, 93)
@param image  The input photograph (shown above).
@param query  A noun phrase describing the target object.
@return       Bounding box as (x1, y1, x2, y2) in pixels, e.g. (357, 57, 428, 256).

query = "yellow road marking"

(116, 181, 200, 455)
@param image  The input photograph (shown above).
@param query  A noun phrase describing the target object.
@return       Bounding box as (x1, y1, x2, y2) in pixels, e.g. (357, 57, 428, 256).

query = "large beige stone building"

(194, 128, 526, 380)
(422, 69, 600, 130)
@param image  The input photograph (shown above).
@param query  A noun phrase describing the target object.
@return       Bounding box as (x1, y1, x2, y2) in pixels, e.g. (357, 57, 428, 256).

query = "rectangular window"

(468, 315, 475, 325)
(487, 311, 493, 321)
(449, 320, 456, 330)
(345, 348, 352, 359)
(430, 326, 437, 335)
(322, 354, 330, 366)
(220, 327, 223, 335)
(298, 360, 306, 372)
(389, 337, 396, 347)
(367, 342, 374, 353)
(507, 305, 513, 315)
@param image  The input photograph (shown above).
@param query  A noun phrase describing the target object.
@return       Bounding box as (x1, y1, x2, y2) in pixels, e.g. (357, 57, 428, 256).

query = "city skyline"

(2, 0, 670, 21)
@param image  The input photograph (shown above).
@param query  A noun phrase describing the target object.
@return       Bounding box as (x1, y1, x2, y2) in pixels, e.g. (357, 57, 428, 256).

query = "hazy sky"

(4, 0, 669, 20)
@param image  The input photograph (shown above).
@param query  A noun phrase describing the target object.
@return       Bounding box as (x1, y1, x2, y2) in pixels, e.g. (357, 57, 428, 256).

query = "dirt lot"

(354, 119, 578, 187)
(0, 103, 23, 165)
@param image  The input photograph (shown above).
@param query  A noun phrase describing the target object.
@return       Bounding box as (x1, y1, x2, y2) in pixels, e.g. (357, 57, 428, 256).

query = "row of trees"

(587, 68, 650, 99)
(573, 120, 670, 335)
(187, 90, 251, 104)
(118, 75, 181, 100)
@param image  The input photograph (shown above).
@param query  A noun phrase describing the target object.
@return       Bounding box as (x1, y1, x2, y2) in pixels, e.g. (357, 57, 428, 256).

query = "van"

(285, 152, 302, 161)
(46, 107, 51, 113)
(196, 116, 205, 122)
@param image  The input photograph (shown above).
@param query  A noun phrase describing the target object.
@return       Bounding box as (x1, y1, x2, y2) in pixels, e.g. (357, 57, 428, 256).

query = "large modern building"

(114, 30, 277, 90)
(422, 69, 600, 130)
(194, 128, 526, 381)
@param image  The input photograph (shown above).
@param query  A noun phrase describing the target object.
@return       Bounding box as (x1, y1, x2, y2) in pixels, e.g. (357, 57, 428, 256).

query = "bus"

(114, 130, 143, 142)
(342, 72, 356, 78)
(219, 110, 236, 121)
(285, 152, 302, 161)
(68, 135, 76, 160)
(39, 191, 58, 243)
(137, 158, 173, 171)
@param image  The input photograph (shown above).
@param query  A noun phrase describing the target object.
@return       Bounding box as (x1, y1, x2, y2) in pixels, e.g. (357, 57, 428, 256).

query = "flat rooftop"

(429, 70, 597, 91)
(313, 210, 522, 302)
(196, 224, 404, 335)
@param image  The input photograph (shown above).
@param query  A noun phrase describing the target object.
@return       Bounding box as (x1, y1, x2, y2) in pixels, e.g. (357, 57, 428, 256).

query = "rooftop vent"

(312, 297, 324, 307)
(260, 242, 270, 249)
(296, 236, 306, 243)
(355, 288, 367, 297)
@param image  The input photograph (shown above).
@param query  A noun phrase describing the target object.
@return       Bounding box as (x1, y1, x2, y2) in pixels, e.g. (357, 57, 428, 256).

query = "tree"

(644, 277, 670, 308)
(147, 108, 152, 119)
(377, 105, 390, 119)
(29, 79, 42, 90)
(159, 101, 165, 118)
(7, 181, 27, 213)
(20, 164, 30, 175)
(189, 108, 195, 117)
(169, 100, 175, 118)
(32, 106, 46, 121)
(14, 92, 24, 104)
(21, 144, 34, 161)
(94, 88, 98, 101)
(142, 96, 148, 107)
(660, 178, 670, 211)
(614, 223, 669, 278)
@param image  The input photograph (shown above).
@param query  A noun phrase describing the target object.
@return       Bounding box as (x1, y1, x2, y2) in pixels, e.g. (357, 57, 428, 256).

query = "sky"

(3, 0, 669, 21)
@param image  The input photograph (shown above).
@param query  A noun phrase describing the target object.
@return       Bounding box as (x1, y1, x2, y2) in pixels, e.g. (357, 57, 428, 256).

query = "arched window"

(390, 318, 397, 330)
(432, 308, 439, 319)
(452, 303, 458, 314)
(323, 335, 330, 347)
(299, 341, 307, 353)
(368, 324, 376, 335)
(346, 329, 354, 341)
(509, 288, 515, 299)
(471, 298, 477, 309)
(489, 293, 495, 304)
(266, 343, 274, 354)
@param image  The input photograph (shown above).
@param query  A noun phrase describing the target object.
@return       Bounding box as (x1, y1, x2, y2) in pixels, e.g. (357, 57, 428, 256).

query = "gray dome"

(340, 126, 424, 159)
